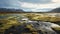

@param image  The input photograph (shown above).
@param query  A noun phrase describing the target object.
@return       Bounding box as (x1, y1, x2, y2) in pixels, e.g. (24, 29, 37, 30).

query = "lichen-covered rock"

(4, 21, 60, 34)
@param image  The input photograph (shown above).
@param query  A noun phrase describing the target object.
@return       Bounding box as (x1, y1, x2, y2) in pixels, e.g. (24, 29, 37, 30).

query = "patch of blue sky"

(0, 0, 20, 8)
(20, 0, 52, 4)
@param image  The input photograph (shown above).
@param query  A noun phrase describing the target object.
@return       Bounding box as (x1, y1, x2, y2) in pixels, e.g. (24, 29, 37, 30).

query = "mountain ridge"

(49, 8, 60, 13)
(0, 8, 24, 12)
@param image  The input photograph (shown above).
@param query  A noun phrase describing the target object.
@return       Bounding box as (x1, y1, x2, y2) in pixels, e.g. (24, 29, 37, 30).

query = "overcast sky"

(0, 0, 60, 12)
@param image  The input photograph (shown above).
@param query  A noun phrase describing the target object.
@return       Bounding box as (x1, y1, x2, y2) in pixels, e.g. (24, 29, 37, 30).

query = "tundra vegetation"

(0, 13, 60, 34)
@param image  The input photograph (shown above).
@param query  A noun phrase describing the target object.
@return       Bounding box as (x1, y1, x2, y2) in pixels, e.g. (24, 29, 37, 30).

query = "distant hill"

(0, 8, 25, 12)
(49, 8, 60, 13)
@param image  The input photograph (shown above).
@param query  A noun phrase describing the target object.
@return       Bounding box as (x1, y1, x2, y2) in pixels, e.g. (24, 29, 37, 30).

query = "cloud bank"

(0, 0, 60, 12)
(20, 0, 60, 12)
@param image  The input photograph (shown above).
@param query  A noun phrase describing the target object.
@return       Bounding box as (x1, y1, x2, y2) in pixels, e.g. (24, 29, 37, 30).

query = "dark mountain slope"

(0, 8, 24, 12)
(49, 8, 60, 13)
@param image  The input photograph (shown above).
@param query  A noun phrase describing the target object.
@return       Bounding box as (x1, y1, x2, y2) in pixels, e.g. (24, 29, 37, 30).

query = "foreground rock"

(4, 21, 60, 34)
